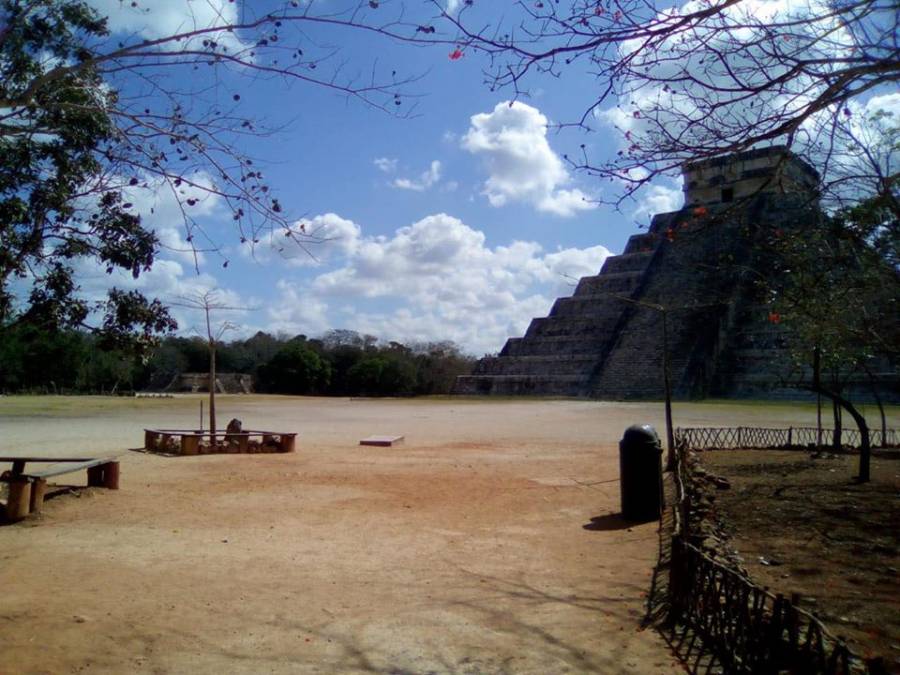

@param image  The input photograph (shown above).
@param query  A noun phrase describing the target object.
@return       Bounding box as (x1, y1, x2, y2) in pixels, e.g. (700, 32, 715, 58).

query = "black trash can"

(619, 424, 663, 522)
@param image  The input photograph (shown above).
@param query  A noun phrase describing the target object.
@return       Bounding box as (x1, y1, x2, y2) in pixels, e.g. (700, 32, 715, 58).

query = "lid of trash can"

(622, 424, 661, 446)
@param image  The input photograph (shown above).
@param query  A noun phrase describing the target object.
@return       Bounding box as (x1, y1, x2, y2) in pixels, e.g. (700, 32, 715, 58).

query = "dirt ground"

(0, 395, 895, 674)
(700, 449, 900, 668)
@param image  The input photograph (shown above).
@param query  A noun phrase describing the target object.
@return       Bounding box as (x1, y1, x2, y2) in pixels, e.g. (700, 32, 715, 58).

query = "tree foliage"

(259, 340, 332, 395)
(0, 0, 427, 348)
(0, 327, 476, 397)
(762, 195, 900, 480)
(766, 196, 899, 369)
(0, 0, 176, 347)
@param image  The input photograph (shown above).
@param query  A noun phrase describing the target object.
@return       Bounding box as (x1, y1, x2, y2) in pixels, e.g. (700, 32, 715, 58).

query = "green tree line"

(0, 327, 476, 397)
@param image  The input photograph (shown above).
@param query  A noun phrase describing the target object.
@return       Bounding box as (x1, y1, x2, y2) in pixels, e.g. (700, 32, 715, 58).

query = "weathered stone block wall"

(683, 145, 819, 208)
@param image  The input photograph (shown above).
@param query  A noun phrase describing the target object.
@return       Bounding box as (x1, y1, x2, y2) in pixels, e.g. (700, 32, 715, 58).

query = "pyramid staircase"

(454, 226, 665, 396)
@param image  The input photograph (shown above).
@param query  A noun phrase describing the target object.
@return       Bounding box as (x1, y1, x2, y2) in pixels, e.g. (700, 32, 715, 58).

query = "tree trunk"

(862, 364, 887, 448)
(809, 387, 871, 483)
(832, 399, 842, 450)
(816, 391, 822, 447)
(662, 310, 676, 471)
(810, 348, 870, 482)
(871, 385, 887, 449)
(813, 346, 822, 448)
(209, 346, 217, 446)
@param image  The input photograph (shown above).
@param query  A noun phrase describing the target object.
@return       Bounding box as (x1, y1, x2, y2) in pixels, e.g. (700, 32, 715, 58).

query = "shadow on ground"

(643, 472, 724, 675)
(582, 513, 634, 531)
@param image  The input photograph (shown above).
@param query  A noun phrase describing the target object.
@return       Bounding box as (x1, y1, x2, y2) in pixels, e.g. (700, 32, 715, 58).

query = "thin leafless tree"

(171, 290, 247, 441)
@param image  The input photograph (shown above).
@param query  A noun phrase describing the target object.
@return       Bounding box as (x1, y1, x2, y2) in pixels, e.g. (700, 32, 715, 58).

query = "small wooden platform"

(359, 435, 405, 447)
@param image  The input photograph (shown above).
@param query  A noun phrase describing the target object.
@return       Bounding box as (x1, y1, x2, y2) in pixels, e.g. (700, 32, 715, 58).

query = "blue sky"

(17, 0, 892, 355)
(71, 2, 684, 354)
(63, 0, 897, 356)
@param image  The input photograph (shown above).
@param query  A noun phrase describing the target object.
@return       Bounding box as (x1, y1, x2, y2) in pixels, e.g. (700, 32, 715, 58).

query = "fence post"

(667, 535, 683, 626)
(736, 426, 742, 449)
(770, 593, 785, 667)
(787, 427, 792, 447)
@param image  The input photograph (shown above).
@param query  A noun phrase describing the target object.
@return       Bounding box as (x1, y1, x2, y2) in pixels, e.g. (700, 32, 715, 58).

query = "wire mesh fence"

(675, 426, 897, 451)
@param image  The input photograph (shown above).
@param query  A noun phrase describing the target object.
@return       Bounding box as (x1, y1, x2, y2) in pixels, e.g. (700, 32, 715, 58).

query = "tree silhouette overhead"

(442, 0, 899, 213)
(0, 0, 436, 348)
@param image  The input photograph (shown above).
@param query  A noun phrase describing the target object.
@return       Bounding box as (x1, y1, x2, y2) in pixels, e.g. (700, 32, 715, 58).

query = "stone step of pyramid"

(730, 347, 790, 360)
(548, 294, 636, 318)
(454, 374, 589, 397)
(472, 354, 602, 377)
(599, 250, 655, 274)
(622, 232, 660, 254)
(574, 272, 644, 296)
(525, 315, 623, 338)
(500, 336, 608, 357)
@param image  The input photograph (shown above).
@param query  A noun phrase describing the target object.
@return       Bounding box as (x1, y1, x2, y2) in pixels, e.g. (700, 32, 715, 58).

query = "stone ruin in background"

(454, 147, 898, 401)
(165, 372, 253, 394)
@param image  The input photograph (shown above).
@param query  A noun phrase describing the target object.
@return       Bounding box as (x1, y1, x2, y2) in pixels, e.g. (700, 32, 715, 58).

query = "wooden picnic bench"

(1, 456, 120, 521)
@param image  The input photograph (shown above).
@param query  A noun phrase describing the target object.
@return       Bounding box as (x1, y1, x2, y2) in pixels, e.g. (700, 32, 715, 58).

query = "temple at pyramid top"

(682, 145, 819, 207)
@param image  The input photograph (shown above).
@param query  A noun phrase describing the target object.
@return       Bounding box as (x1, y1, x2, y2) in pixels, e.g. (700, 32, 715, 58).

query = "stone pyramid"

(454, 147, 822, 399)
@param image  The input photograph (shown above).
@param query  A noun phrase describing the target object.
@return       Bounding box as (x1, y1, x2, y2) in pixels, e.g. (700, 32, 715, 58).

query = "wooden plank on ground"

(359, 435, 405, 447)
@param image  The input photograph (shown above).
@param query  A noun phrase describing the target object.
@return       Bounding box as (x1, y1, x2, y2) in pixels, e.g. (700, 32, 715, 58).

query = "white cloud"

(67, 250, 245, 335)
(821, 92, 900, 204)
(302, 213, 362, 260)
(238, 212, 361, 267)
(118, 172, 223, 266)
(462, 101, 596, 216)
(272, 212, 612, 354)
(89, 0, 244, 51)
(264, 280, 331, 337)
(392, 160, 442, 192)
(633, 184, 683, 220)
(373, 157, 398, 173)
(863, 93, 900, 118)
(541, 245, 616, 293)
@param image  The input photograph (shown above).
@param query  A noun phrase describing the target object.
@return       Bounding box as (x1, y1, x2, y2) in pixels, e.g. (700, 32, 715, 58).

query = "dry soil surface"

(0, 395, 887, 674)
(699, 449, 900, 667)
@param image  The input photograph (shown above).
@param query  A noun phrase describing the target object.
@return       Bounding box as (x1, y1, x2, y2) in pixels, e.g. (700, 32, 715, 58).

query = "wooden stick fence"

(667, 445, 887, 674)
(675, 426, 897, 451)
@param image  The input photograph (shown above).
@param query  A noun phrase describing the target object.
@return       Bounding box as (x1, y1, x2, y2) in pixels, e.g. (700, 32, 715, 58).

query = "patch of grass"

(0, 395, 190, 417)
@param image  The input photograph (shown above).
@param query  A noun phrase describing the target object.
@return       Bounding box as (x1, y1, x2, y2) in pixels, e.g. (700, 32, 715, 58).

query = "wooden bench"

(1, 456, 120, 521)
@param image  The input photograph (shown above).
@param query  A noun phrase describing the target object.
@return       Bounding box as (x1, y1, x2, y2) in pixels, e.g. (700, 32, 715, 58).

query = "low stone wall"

(143, 429, 295, 455)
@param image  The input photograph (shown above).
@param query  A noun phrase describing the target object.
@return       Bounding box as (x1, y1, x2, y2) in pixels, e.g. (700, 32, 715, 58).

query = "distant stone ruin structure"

(166, 372, 253, 394)
(455, 147, 846, 399)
